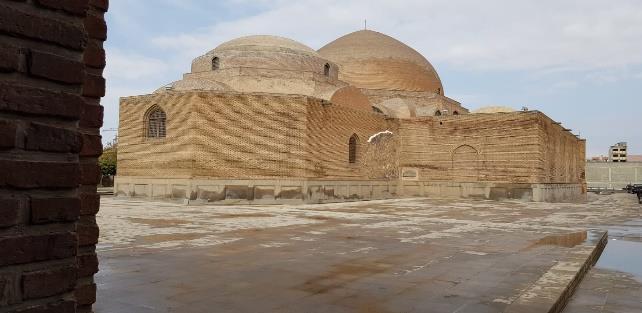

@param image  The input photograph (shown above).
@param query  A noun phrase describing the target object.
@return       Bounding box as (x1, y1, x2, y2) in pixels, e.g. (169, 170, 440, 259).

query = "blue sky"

(104, 0, 642, 157)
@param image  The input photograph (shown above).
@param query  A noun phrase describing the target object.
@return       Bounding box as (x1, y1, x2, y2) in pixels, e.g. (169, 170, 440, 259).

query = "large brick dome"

(319, 30, 443, 94)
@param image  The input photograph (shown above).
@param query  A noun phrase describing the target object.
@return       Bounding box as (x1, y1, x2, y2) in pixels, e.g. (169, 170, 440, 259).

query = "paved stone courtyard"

(95, 194, 641, 313)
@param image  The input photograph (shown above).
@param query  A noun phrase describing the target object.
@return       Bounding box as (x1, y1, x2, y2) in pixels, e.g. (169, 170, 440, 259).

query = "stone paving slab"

(95, 194, 642, 313)
(564, 268, 642, 313)
(564, 207, 642, 313)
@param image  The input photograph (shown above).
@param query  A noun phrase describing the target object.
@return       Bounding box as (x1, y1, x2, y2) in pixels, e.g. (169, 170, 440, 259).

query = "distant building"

(589, 156, 609, 162)
(609, 142, 628, 162)
(586, 143, 642, 189)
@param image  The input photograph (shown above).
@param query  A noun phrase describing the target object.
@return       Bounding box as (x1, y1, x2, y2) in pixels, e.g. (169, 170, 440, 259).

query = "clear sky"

(103, 0, 642, 157)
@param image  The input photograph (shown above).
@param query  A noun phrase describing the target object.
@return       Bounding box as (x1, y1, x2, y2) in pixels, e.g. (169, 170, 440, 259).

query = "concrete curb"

(548, 231, 608, 313)
(504, 231, 608, 313)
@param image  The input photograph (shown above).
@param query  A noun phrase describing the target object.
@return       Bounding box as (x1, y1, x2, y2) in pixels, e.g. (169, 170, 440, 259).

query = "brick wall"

(118, 92, 311, 178)
(538, 115, 586, 184)
(118, 91, 396, 181)
(398, 111, 585, 184)
(118, 92, 198, 177)
(360, 89, 468, 118)
(0, 0, 107, 312)
(306, 98, 395, 179)
(192, 93, 311, 178)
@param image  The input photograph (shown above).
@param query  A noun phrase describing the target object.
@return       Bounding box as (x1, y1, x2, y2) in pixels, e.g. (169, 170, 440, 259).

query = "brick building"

(117, 30, 586, 203)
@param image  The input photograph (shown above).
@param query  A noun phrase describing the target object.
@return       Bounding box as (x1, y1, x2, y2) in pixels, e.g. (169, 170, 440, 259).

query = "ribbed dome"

(318, 30, 443, 94)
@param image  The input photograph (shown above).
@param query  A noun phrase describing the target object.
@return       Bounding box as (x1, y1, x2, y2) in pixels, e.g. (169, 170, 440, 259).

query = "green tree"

(99, 139, 117, 176)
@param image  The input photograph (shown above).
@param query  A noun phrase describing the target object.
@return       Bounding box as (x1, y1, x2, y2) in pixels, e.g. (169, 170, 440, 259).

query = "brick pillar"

(0, 1, 107, 312)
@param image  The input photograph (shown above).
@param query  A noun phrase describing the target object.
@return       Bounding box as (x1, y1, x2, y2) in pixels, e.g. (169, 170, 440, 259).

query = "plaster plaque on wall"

(401, 168, 419, 180)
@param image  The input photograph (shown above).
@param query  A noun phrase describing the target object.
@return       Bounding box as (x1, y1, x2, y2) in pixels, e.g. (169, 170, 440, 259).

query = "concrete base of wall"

(114, 177, 398, 205)
(114, 177, 586, 204)
(399, 181, 586, 203)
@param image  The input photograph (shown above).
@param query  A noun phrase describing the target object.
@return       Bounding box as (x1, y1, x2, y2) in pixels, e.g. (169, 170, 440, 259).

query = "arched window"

(324, 63, 331, 76)
(435, 110, 442, 116)
(212, 57, 220, 70)
(146, 107, 166, 138)
(437, 88, 441, 95)
(453, 111, 459, 115)
(348, 134, 358, 164)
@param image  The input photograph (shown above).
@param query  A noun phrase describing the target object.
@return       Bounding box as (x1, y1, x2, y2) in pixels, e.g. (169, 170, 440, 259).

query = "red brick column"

(0, 0, 107, 312)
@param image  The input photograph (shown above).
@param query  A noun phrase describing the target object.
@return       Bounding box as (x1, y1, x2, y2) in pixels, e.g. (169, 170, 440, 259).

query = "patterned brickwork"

(0, 0, 107, 312)
(306, 99, 395, 179)
(119, 92, 396, 180)
(118, 93, 198, 177)
(362, 89, 467, 118)
(538, 115, 586, 184)
(119, 95, 584, 192)
(398, 112, 584, 184)
(192, 93, 311, 178)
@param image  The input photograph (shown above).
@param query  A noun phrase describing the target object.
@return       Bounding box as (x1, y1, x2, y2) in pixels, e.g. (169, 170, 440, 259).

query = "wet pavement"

(564, 216, 642, 313)
(94, 194, 641, 313)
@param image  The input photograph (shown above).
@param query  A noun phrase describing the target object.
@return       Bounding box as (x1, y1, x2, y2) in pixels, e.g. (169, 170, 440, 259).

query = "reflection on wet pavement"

(597, 239, 642, 283)
(603, 218, 642, 242)
(532, 231, 587, 248)
(564, 208, 642, 313)
(599, 217, 642, 283)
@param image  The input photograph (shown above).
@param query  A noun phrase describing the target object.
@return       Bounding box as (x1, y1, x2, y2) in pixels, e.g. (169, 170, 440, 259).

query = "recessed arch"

(435, 110, 442, 116)
(451, 144, 480, 182)
(453, 111, 459, 115)
(323, 63, 331, 76)
(348, 134, 359, 164)
(144, 105, 167, 138)
(212, 57, 220, 70)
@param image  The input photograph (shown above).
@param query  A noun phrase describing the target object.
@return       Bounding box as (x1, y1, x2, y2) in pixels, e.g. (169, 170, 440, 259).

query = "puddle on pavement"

(584, 229, 607, 245)
(603, 218, 642, 240)
(527, 230, 605, 251)
(594, 219, 642, 283)
(596, 239, 642, 283)
(533, 231, 588, 248)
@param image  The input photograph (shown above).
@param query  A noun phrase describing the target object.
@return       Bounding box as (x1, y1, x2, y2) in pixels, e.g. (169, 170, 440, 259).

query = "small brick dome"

(191, 35, 337, 77)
